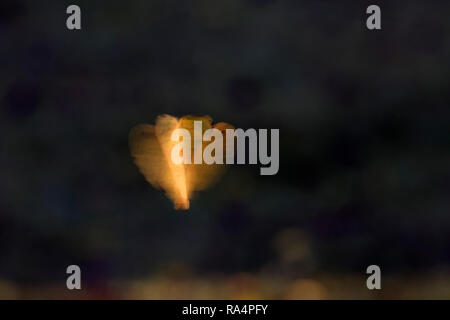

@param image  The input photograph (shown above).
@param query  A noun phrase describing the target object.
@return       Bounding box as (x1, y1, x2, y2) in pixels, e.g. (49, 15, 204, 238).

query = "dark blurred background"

(1, 0, 450, 299)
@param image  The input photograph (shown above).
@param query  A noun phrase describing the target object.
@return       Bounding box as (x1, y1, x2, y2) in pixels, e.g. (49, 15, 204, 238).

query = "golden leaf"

(129, 115, 233, 210)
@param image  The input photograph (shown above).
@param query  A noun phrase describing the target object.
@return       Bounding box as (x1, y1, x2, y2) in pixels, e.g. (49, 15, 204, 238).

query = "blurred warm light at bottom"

(226, 273, 262, 300)
(284, 279, 327, 300)
(0, 280, 19, 299)
(3, 272, 450, 299)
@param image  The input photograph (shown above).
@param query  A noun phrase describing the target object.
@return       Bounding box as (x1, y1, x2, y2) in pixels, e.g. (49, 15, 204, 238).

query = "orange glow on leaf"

(129, 115, 233, 210)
